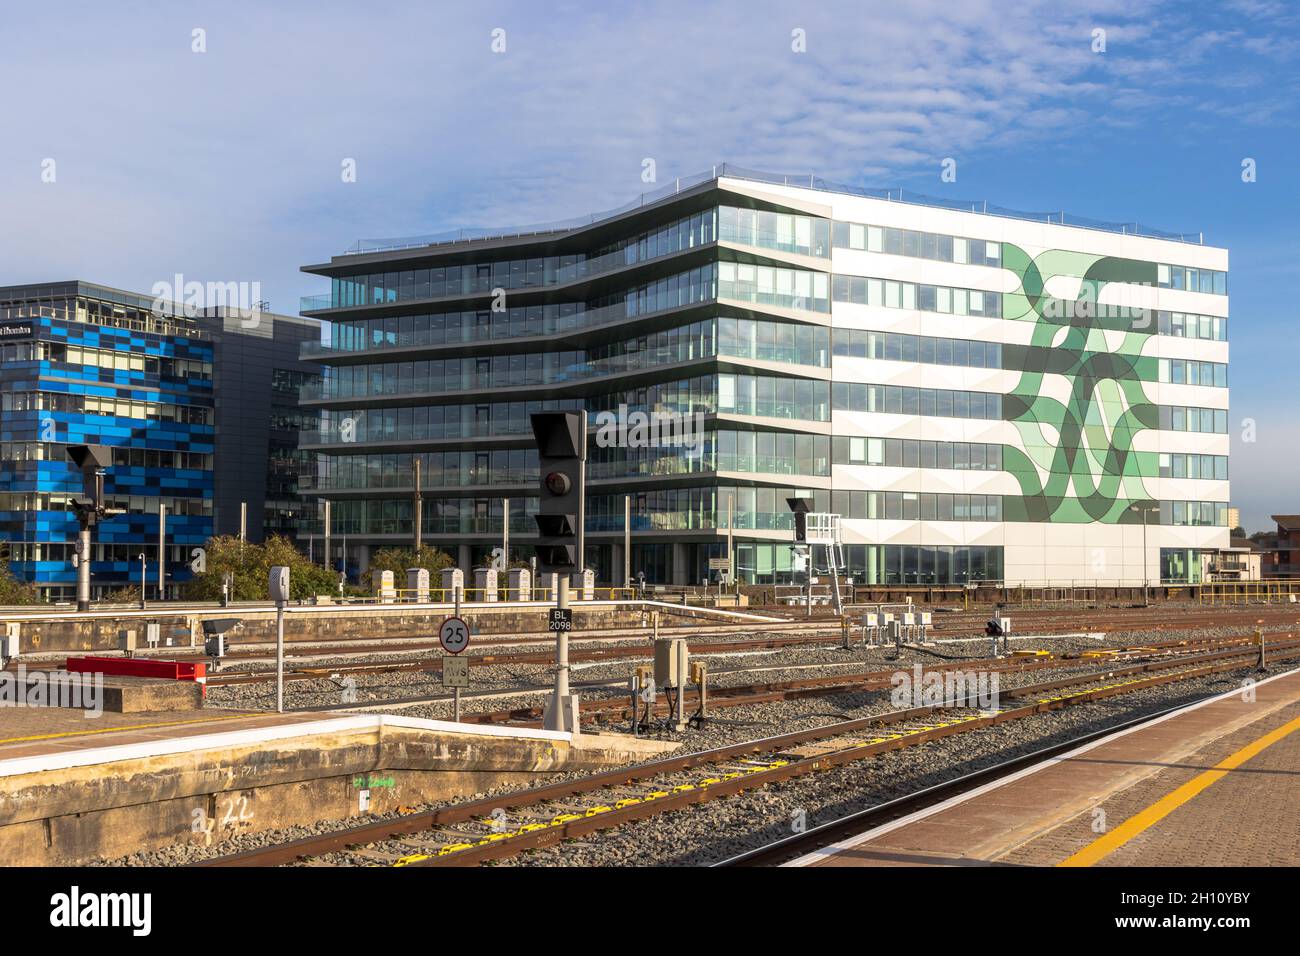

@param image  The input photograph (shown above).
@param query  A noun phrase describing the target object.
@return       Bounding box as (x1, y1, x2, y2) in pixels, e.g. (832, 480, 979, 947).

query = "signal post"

(531, 411, 586, 733)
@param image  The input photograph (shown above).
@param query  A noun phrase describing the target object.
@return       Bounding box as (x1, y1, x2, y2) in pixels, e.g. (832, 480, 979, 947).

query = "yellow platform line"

(1059, 712, 1300, 867)
(0, 711, 264, 746)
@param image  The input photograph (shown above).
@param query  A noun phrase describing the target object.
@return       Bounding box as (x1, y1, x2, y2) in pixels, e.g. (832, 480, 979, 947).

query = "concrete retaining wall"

(3, 600, 776, 657)
(0, 715, 676, 865)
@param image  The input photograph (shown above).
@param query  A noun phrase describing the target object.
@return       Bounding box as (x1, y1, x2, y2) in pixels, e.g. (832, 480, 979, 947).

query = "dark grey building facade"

(200, 308, 321, 543)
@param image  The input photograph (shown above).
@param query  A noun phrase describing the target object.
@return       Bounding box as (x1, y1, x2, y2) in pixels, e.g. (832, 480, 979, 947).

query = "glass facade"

(300, 181, 1228, 588)
(0, 285, 215, 601)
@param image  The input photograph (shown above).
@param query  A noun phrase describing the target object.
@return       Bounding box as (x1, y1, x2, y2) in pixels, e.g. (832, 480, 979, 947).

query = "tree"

(0, 565, 39, 605)
(102, 584, 143, 605)
(182, 535, 340, 601)
(366, 544, 455, 584)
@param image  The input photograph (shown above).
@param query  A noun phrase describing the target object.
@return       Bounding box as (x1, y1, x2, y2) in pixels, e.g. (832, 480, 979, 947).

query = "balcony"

(300, 239, 716, 315)
(300, 293, 333, 312)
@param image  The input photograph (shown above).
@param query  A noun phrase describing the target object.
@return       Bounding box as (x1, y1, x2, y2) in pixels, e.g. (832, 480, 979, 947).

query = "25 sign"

(439, 616, 470, 654)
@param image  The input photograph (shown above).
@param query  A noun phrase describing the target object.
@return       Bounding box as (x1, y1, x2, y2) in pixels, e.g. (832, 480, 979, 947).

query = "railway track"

(711, 695, 1220, 867)
(202, 609, 1298, 688)
(203, 632, 857, 686)
(199, 636, 1297, 868)
(260, 629, 1290, 724)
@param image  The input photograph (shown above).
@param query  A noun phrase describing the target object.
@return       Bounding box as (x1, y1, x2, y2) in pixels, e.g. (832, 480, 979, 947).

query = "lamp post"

(1130, 504, 1160, 605)
(138, 553, 147, 609)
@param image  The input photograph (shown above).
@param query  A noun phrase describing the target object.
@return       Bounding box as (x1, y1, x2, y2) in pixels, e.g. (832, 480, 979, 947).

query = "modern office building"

(202, 308, 322, 542)
(296, 165, 1230, 587)
(0, 281, 319, 601)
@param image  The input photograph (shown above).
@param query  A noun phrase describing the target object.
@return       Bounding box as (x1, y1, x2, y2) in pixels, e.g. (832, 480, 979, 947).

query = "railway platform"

(793, 667, 1300, 868)
(0, 703, 675, 865)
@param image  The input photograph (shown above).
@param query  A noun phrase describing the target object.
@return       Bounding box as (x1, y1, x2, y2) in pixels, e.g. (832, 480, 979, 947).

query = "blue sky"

(1, 0, 1297, 530)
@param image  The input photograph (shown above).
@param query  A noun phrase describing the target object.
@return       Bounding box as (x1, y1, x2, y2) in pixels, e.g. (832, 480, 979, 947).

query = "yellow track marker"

(0, 711, 261, 745)
(1059, 713, 1300, 867)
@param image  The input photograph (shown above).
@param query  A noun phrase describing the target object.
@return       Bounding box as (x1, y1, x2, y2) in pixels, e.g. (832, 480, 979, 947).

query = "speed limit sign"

(438, 616, 470, 655)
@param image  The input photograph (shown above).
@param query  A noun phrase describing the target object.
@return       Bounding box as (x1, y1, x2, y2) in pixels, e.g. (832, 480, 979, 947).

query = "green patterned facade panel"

(998, 242, 1189, 524)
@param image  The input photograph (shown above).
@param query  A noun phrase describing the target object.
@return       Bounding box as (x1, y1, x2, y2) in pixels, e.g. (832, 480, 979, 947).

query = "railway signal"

(65, 444, 122, 612)
(530, 411, 586, 577)
(787, 497, 813, 616)
(787, 496, 810, 544)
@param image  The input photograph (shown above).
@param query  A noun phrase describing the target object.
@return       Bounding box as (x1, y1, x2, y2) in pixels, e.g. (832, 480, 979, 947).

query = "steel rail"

(710, 697, 1223, 867)
(411, 648, 1299, 867)
(199, 639, 1297, 868)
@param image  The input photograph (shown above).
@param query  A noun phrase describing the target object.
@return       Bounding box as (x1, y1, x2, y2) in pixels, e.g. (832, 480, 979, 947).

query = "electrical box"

(689, 660, 708, 685)
(999, 617, 1012, 634)
(901, 611, 916, 627)
(571, 568, 595, 601)
(269, 565, 291, 605)
(1, 624, 18, 664)
(876, 611, 894, 628)
(653, 638, 688, 688)
(535, 571, 558, 602)
(440, 567, 464, 598)
(204, 634, 227, 658)
(473, 567, 499, 602)
(118, 629, 138, 653)
(506, 568, 531, 601)
(920, 612, 933, 627)
(406, 567, 430, 602)
(145, 622, 161, 648)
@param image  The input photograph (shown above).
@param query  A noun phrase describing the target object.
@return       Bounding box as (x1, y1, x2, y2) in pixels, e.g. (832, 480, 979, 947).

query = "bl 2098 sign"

(548, 608, 573, 632)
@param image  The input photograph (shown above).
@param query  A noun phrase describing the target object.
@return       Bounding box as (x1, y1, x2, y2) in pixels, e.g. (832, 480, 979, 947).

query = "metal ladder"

(808, 513, 845, 616)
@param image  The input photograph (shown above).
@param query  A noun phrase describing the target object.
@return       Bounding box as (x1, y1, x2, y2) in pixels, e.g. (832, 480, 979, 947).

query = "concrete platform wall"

(0, 715, 676, 865)
(2, 600, 776, 656)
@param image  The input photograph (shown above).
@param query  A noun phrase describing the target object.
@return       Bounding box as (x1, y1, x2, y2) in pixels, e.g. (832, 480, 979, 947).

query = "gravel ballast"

(96, 650, 1296, 867)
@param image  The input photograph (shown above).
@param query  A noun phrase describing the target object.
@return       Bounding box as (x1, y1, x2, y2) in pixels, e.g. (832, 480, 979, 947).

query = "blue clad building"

(0, 282, 215, 601)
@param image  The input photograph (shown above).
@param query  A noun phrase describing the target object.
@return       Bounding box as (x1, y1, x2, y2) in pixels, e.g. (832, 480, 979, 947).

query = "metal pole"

(727, 494, 734, 593)
(1143, 508, 1149, 605)
(454, 686, 462, 721)
(576, 410, 588, 577)
(239, 502, 247, 543)
(139, 553, 146, 609)
(76, 524, 91, 612)
(502, 496, 509, 570)
(806, 555, 812, 618)
(556, 576, 570, 700)
(630, 676, 639, 737)
(675, 643, 687, 730)
(158, 503, 166, 601)
(412, 457, 422, 551)
(624, 494, 631, 591)
(275, 603, 285, 713)
(322, 499, 331, 569)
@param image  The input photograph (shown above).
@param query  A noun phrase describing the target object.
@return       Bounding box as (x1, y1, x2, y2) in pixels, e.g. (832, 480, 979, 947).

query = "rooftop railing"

(338, 162, 1206, 256)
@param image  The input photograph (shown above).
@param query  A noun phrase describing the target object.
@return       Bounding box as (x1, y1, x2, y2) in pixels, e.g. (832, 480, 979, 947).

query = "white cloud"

(0, 0, 1293, 313)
